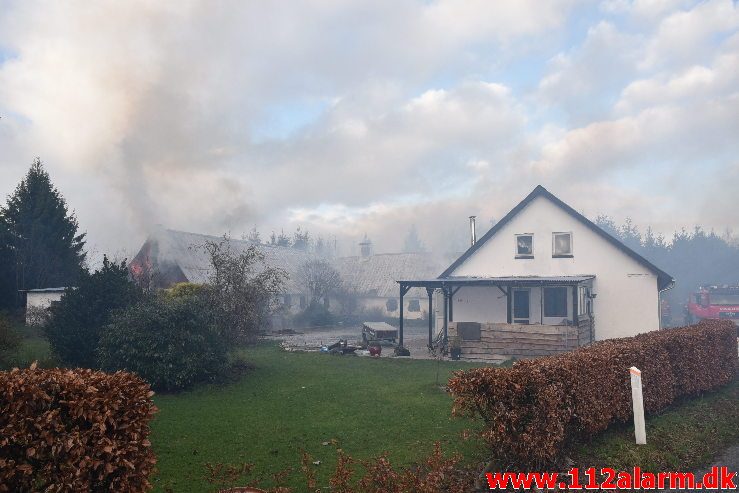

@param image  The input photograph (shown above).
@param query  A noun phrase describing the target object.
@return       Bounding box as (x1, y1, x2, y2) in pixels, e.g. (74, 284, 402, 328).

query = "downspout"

(658, 278, 676, 329)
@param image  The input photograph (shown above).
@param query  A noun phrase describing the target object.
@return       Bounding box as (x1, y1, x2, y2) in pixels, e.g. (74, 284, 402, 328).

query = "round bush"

(98, 296, 227, 392)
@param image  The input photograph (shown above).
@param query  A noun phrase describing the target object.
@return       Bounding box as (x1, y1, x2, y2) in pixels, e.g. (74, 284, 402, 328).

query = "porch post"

(572, 285, 578, 326)
(442, 286, 449, 344)
(426, 287, 434, 346)
(506, 286, 512, 323)
(399, 283, 405, 347)
(448, 291, 454, 322)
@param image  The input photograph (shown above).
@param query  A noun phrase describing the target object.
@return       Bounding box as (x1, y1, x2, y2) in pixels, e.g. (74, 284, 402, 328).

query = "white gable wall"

(449, 195, 660, 340)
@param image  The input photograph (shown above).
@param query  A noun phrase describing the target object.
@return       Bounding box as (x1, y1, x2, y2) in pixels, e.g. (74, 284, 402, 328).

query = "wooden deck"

(448, 316, 593, 363)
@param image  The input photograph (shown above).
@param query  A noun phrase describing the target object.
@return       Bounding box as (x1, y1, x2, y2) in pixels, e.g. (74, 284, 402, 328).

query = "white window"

(552, 232, 573, 256)
(515, 234, 534, 257)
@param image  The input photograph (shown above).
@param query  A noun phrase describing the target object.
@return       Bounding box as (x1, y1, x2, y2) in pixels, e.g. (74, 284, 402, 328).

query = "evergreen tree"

(45, 256, 141, 368)
(0, 223, 14, 310)
(246, 226, 261, 244)
(594, 215, 619, 238)
(0, 159, 86, 308)
(276, 230, 291, 247)
(292, 227, 310, 251)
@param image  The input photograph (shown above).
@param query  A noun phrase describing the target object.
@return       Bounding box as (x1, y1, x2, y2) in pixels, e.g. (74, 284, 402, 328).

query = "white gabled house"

(397, 185, 674, 362)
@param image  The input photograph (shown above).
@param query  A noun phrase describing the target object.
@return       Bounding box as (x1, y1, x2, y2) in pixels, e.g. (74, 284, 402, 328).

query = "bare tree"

(297, 259, 342, 309)
(202, 236, 287, 344)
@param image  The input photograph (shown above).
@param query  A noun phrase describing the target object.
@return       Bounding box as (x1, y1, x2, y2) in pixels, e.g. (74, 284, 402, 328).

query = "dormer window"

(553, 232, 573, 257)
(515, 234, 534, 258)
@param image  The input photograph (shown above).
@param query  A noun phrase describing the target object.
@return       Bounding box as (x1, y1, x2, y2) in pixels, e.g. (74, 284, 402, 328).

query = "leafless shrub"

(203, 236, 287, 344)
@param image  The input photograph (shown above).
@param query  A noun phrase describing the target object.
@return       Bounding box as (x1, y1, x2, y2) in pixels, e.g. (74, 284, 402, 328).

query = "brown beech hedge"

(448, 320, 737, 469)
(0, 366, 157, 492)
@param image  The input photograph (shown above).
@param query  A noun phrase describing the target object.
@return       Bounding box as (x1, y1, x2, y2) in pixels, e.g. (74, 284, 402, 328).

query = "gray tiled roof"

(336, 252, 447, 298)
(140, 228, 317, 293)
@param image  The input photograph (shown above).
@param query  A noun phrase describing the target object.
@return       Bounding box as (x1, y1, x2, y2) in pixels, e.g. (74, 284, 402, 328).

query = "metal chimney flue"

(469, 216, 477, 246)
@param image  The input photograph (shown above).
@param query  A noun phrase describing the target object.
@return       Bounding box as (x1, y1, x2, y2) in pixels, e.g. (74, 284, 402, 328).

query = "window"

(578, 286, 590, 315)
(513, 289, 530, 322)
(515, 234, 534, 257)
(386, 298, 398, 312)
(408, 299, 421, 312)
(543, 287, 568, 317)
(553, 232, 573, 256)
(709, 293, 739, 305)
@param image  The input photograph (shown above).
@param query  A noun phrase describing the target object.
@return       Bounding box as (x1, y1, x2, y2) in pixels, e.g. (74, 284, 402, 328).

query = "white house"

(398, 186, 674, 361)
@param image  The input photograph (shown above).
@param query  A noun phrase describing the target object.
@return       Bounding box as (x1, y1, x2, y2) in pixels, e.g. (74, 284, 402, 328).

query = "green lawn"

(0, 327, 57, 370)
(150, 343, 489, 492)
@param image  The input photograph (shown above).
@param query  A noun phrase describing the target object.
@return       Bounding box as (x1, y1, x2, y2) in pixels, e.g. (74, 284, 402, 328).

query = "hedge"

(447, 320, 737, 469)
(0, 366, 157, 492)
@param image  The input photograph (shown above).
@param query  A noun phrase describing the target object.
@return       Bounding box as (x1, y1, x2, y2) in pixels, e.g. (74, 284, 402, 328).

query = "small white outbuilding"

(24, 287, 67, 325)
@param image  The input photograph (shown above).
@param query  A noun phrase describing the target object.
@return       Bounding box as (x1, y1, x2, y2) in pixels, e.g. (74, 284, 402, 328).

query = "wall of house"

(439, 285, 576, 326)
(449, 195, 661, 339)
(363, 296, 426, 320)
(450, 286, 507, 323)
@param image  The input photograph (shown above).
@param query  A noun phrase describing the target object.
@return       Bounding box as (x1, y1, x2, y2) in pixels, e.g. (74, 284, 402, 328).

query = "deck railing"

(448, 317, 593, 362)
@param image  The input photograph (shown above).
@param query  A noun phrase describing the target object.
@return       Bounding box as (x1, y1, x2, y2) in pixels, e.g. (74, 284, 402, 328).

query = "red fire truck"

(685, 285, 739, 325)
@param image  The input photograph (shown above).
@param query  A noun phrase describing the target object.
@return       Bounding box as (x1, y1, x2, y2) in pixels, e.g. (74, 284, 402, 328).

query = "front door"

(513, 289, 530, 324)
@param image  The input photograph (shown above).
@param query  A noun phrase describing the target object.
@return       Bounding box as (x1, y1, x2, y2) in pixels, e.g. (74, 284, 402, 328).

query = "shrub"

(0, 365, 157, 492)
(163, 281, 206, 300)
(293, 300, 336, 328)
(203, 442, 475, 492)
(202, 237, 287, 344)
(98, 295, 228, 392)
(448, 320, 737, 470)
(45, 256, 142, 368)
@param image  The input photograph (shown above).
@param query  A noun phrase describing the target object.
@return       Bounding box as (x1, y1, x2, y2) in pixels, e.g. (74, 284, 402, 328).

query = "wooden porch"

(396, 275, 596, 353)
(448, 315, 594, 363)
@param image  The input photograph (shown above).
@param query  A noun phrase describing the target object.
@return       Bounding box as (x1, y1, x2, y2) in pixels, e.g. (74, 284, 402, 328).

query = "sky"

(0, 0, 738, 260)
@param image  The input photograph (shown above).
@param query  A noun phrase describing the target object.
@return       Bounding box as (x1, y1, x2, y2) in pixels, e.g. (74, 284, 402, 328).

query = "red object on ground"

(368, 345, 382, 357)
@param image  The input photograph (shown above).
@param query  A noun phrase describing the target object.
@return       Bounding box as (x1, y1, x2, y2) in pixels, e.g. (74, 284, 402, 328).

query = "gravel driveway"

(266, 323, 439, 359)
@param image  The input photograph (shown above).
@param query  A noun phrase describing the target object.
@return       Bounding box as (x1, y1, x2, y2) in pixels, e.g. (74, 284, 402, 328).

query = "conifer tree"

(0, 158, 86, 308)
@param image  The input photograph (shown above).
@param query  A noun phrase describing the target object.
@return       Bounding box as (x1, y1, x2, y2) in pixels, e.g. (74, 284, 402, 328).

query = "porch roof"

(397, 275, 594, 288)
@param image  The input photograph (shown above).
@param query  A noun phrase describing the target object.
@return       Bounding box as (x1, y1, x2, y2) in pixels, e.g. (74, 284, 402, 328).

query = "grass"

(573, 378, 739, 471)
(150, 342, 489, 492)
(4, 328, 736, 489)
(0, 325, 57, 370)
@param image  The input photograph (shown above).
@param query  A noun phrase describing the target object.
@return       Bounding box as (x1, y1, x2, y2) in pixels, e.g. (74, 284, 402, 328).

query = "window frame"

(552, 231, 573, 258)
(515, 233, 534, 259)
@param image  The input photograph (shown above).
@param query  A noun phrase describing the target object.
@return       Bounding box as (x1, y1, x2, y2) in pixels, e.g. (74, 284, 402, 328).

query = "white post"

(629, 366, 647, 445)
